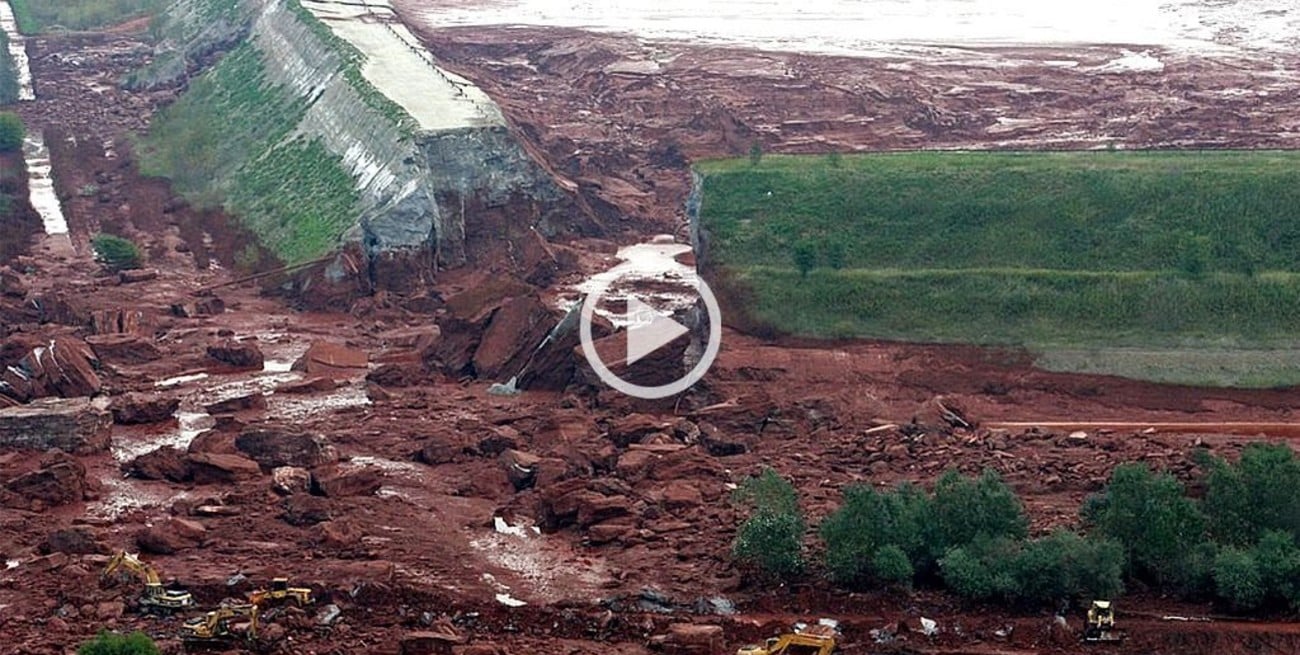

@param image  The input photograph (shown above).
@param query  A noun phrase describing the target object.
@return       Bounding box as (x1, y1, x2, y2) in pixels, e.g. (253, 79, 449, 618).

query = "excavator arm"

(101, 551, 161, 585)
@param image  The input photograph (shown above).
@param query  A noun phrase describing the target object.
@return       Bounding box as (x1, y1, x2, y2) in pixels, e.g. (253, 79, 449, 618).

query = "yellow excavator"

(180, 602, 259, 643)
(101, 551, 195, 613)
(1084, 600, 1124, 643)
(737, 624, 837, 655)
(247, 577, 314, 607)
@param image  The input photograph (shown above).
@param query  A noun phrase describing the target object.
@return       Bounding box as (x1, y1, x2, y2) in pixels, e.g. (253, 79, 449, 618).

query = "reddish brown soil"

(1, 14, 1299, 655)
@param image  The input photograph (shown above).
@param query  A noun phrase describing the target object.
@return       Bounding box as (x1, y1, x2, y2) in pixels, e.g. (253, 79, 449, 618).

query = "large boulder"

(472, 295, 556, 381)
(135, 518, 206, 554)
(0, 397, 112, 453)
(281, 494, 333, 526)
(85, 333, 162, 365)
(111, 393, 179, 425)
(39, 527, 106, 555)
(7, 337, 102, 399)
(312, 467, 382, 498)
(417, 431, 471, 466)
(204, 392, 267, 415)
(187, 452, 262, 484)
(206, 338, 264, 370)
(292, 341, 369, 379)
(235, 426, 337, 470)
(126, 446, 192, 482)
(660, 624, 724, 655)
(538, 481, 634, 531)
(3, 456, 87, 509)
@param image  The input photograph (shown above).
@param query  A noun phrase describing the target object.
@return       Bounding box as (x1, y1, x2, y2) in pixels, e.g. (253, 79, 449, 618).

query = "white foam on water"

(21, 132, 68, 236)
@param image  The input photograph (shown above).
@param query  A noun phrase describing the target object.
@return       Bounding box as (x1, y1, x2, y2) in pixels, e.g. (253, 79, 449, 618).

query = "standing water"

(0, 2, 33, 100)
(22, 132, 68, 236)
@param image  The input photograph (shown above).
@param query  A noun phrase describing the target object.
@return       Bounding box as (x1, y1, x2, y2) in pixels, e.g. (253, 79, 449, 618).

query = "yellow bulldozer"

(1083, 600, 1124, 643)
(737, 624, 837, 655)
(247, 577, 314, 607)
(180, 602, 259, 643)
(101, 551, 195, 613)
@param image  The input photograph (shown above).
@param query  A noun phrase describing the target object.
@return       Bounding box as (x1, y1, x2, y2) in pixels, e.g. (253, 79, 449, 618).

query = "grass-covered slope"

(8, 0, 165, 33)
(696, 152, 1300, 386)
(137, 43, 359, 264)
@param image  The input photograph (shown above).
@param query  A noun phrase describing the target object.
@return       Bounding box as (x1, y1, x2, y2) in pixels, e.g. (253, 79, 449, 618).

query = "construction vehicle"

(101, 551, 195, 613)
(1084, 600, 1124, 642)
(737, 624, 837, 655)
(247, 577, 314, 607)
(180, 602, 259, 643)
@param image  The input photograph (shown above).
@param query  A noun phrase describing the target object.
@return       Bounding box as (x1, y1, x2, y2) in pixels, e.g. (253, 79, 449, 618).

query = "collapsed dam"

(135, 0, 589, 298)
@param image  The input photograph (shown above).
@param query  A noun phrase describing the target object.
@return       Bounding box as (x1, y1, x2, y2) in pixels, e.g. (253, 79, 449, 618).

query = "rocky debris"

(187, 427, 239, 456)
(204, 392, 267, 415)
(606, 413, 673, 447)
(236, 425, 338, 470)
(171, 295, 225, 317)
(277, 376, 339, 394)
(472, 294, 556, 381)
(500, 449, 542, 491)
(312, 467, 383, 498)
(89, 308, 147, 335)
(2, 453, 87, 509)
(417, 431, 471, 466)
(117, 268, 159, 284)
(39, 527, 106, 555)
(399, 630, 464, 655)
(365, 363, 424, 388)
(281, 494, 333, 526)
(314, 518, 364, 551)
(85, 333, 162, 364)
(110, 392, 179, 425)
(2, 337, 102, 401)
(135, 517, 206, 554)
(654, 624, 724, 655)
(292, 341, 369, 378)
(188, 452, 263, 484)
(271, 466, 312, 496)
(126, 446, 192, 482)
(0, 397, 112, 453)
(0, 266, 23, 297)
(575, 328, 688, 390)
(538, 480, 635, 532)
(205, 338, 264, 370)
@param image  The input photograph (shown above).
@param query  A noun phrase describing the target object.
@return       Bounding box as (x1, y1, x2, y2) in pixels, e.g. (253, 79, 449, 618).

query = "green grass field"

(695, 152, 1300, 387)
(8, 0, 164, 33)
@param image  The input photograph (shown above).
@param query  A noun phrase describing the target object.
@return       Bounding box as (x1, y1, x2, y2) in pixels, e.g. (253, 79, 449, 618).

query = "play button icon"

(578, 270, 723, 400)
(625, 297, 691, 366)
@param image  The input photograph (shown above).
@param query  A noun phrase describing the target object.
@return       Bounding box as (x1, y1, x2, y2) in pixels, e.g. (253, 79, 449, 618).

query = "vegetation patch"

(696, 152, 1300, 385)
(8, 0, 165, 33)
(138, 43, 358, 264)
(0, 30, 18, 104)
(91, 233, 144, 271)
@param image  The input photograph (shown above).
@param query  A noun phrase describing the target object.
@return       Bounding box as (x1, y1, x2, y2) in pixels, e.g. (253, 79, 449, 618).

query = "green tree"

(91, 233, 143, 271)
(1201, 443, 1300, 546)
(819, 482, 933, 587)
(792, 239, 817, 277)
(0, 112, 24, 152)
(1009, 530, 1125, 606)
(1082, 463, 1206, 586)
(939, 536, 1019, 602)
(1252, 530, 1300, 609)
(871, 544, 914, 589)
(732, 468, 805, 580)
(748, 142, 763, 166)
(77, 631, 161, 655)
(1214, 547, 1264, 612)
(932, 469, 1028, 557)
(824, 240, 848, 270)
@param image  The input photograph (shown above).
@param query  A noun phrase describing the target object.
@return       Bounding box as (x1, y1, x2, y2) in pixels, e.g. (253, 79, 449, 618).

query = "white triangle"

(625, 297, 689, 366)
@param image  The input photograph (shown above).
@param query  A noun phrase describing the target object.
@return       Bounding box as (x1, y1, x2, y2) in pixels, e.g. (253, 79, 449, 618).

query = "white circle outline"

(579, 274, 722, 400)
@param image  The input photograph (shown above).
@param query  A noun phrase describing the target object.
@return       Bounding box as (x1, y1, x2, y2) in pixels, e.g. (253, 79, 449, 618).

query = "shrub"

(748, 142, 763, 165)
(1201, 443, 1300, 546)
(1010, 530, 1124, 606)
(0, 112, 24, 152)
(732, 469, 805, 580)
(1083, 463, 1205, 585)
(819, 482, 933, 587)
(939, 536, 1019, 602)
(792, 240, 818, 277)
(871, 544, 914, 589)
(1252, 530, 1300, 609)
(77, 631, 160, 655)
(932, 469, 1028, 556)
(91, 233, 143, 271)
(1214, 547, 1263, 612)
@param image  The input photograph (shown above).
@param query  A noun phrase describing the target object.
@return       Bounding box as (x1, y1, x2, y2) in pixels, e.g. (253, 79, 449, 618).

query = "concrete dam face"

(135, 0, 592, 302)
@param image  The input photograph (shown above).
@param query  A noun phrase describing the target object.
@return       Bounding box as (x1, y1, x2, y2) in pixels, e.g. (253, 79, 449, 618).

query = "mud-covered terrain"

(2, 10, 1300, 655)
